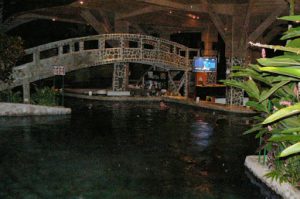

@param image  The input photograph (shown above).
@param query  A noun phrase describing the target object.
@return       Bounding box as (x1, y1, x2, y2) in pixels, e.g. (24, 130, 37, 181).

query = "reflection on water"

(191, 118, 213, 150)
(0, 101, 279, 199)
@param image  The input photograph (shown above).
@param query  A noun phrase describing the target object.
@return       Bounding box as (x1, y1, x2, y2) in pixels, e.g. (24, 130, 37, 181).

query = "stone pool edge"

(245, 155, 300, 199)
(0, 103, 71, 116)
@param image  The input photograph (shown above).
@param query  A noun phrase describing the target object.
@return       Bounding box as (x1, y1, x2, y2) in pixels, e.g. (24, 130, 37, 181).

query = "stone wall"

(0, 103, 71, 116)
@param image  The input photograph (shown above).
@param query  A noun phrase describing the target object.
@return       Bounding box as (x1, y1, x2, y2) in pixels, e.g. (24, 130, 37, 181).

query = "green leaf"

(259, 66, 300, 79)
(221, 79, 260, 100)
(243, 124, 263, 135)
(270, 76, 298, 83)
(259, 80, 290, 102)
(281, 27, 300, 40)
(279, 15, 300, 22)
(269, 135, 300, 142)
(262, 103, 300, 124)
(279, 142, 300, 157)
(245, 79, 260, 100)
(281, 127, 300, 134)
(286, 38, 300, 48)
(257, 57, 300, 67)
(246, 101, 267, 112)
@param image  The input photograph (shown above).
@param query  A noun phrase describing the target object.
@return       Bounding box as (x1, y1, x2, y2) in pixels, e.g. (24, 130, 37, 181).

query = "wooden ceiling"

(3, 0, 299, 42)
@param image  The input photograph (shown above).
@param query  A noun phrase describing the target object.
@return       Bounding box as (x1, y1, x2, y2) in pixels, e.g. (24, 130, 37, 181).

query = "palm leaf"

(281, 127, 300, 134)
(279, 142, 300, 157)
(257, 57, 300, 67)
(259, 80, 290, 102)
(269, 135, 300, 142)
(281, 27, 300, 40)
(279, 15, 300, 22)
(262, 103, 300, 124)
(259, 66, 300, 79)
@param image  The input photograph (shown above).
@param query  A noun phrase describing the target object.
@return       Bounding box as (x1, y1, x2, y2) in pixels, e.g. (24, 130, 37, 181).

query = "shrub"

(31, 86, 59, 106)
(222, 15, 300, 186)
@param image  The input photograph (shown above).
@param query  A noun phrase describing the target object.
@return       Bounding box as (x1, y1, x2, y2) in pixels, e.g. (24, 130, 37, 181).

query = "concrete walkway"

(245, 156, 300, 199)
(0, 103, 71, 116)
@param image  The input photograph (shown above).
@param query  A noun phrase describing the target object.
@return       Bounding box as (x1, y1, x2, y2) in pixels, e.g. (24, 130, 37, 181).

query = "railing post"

(156, 40, 160, 60)
(185, 49, 189, 69)
(120, 37, 124, 60)
(98, 38, 105, 50)
(33, 50, 40, 65)
(140, 38, 143, 59)
(70, 42, 75, 52)
(79, 41, 84, 51)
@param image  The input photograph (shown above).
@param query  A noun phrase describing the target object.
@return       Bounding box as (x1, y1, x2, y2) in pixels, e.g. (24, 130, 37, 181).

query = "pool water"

(0, 100, 278, 199)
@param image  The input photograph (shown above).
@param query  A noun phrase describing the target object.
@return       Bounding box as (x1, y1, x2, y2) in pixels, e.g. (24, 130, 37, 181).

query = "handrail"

(24, 34, 194, 54)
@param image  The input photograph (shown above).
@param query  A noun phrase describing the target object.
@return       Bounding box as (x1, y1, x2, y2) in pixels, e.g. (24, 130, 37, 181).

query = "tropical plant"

(0, 33, 24, 84)
(0, 90, 22, 103)
(31, 86, 59, 106)
(222, 15, 300, 186)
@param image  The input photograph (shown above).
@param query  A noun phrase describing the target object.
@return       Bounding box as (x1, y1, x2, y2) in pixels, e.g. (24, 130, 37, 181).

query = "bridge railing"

(16, 34, 200, 70)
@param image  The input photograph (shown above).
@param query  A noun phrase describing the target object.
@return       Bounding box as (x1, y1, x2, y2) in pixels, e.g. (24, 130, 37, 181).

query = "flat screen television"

(193, 57, 217, 72)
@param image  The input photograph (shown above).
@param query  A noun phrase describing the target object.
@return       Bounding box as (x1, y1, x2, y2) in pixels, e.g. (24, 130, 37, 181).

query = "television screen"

(193, 57, 217, 72)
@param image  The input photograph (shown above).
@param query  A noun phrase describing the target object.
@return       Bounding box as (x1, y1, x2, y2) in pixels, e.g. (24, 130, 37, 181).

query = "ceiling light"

(79, 1, 84, 5)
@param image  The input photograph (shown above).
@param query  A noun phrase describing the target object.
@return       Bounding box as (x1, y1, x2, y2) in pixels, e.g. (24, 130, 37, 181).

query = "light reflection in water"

(191, 117, 213, 150)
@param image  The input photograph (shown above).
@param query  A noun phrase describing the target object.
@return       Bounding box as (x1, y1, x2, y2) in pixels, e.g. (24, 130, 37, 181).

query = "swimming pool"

(0, 100, 279, 198)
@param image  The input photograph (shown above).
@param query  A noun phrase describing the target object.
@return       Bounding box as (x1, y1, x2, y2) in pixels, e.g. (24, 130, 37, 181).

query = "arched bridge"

(0, 34, 200, 101)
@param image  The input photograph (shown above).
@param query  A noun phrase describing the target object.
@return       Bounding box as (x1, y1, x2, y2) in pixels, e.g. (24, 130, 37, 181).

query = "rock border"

(0, 103, 71, 116)
(245, 155, 300, 199)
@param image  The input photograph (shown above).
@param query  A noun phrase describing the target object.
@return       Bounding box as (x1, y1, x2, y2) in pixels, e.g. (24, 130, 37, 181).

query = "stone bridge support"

(184, 70, 190, 98)
(22, 81, 30, 103)
(224, 4, 248, 106)
(167, 70, 190, 97)
(112, 62, 129, 91)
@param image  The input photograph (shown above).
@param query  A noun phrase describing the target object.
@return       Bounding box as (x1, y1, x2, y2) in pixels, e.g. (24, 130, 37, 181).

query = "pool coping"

(64, 93, 257, 116)
(0, 103, 71, 116)
(245, 155, 300, 199)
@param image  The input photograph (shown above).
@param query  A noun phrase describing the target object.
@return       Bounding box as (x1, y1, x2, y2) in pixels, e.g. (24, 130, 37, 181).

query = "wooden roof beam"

(243, 0, 254, 34)
(137, 0, 208, 13)
(201, 0, 226, 41)
(137, 0, 191, 10)
(81, 9, 110, 33)
(262, 26, 286, 44)
(247, 4, 287, 43)
(95, 9, 113, 33)
(129, 23, 148, 34)
(3, 12, 86, 32)
(116, 6, 164, 20)
(137, 0, 236, 15)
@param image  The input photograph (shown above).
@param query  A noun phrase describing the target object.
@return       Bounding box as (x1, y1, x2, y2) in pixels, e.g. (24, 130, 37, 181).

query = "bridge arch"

(0, 34, 199, 101)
